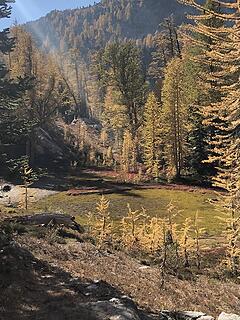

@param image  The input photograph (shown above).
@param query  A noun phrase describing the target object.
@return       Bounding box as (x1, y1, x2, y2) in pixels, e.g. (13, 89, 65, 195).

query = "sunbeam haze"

(0, 0, 100, 29)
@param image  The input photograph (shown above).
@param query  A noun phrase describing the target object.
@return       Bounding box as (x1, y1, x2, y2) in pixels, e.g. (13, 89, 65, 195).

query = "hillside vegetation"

(25, 0, 189, 53)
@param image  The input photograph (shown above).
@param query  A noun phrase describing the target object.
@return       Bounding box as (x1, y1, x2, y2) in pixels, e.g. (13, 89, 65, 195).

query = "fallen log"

(3, 213, 84, 233)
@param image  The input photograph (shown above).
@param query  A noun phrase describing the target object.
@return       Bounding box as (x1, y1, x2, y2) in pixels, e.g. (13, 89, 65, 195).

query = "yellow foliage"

(143, 217, 165, 254)
(121, 204, 146, 250)
(92, 195, 113, 248)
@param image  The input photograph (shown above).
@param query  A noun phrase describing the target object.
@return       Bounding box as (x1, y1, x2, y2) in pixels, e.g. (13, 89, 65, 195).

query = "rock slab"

(79, 299, 141, 320)
(218, 313, 240, 320)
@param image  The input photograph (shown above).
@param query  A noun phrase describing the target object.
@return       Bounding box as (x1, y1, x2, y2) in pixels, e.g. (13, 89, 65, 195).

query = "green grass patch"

(31, 188, 222, 235)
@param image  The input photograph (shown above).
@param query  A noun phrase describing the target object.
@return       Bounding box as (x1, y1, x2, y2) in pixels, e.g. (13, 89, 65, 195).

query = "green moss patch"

(31, 188, 222, 235)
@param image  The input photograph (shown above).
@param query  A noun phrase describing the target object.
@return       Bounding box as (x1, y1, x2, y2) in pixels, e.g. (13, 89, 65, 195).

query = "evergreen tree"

(142, 92, 162, 179)
(181, 48, 208, 176)
(0, 1, 31, 145)
(179, 0, 240, 273)
(102, 87, 128, 153)
(98, 41, 147, 138)
(162, 57, 185, 178)
(161, 51, 202, 178)
(121, 130, 137, 174)
(179, 0, 225, 174)
(149, 15, 181, 82)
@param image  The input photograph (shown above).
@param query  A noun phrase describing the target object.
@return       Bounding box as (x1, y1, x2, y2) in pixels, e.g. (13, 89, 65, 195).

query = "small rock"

(139, 266, 150, 270)
(86, 284, 98, 291)
(110, 298, 122, 304)
(70, 277, 79, 283)
(198, 316, 215, 320)
(93, 279, 100, 283)
(218, 313, 240, 320)
(2, 185, 11, 192)
(41, 275, 54, 279)
(161, 311, 207, 320)
(181, 312, 207, 319)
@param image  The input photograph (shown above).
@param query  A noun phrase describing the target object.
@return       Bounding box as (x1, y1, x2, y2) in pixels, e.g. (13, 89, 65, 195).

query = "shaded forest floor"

(0, 231, 239, 320)
(2, 167, 217, 194)
(39, 168, 216, 194)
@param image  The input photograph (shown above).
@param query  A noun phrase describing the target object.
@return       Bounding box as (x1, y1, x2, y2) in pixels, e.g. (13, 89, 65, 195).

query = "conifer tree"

(178, 0, 225, 176)
(98, 41, 147, 139)
(179, 217, 193, 268)
(161, 49, 203, 178)
(179, 0, 240, 273)
(121, 204, 144, 250)
(9, 25, 35, 77)
(143, 217, 163, 254)
(0, 1, 31, 145)
(162, 57, 184, 178)
(8, 26, 68, 128)
(161, 58, 188, 178)
(149, 15, 181, 81)
(121, 130, 137, 174)
(94, 195, 112, 248)
(102, 87, 128, 152)
(193, 211, 205, 270)
(142, 92, 162, 179)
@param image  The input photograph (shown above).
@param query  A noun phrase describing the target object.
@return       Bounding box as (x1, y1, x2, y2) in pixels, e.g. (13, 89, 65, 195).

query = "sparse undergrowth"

(6, 233, 240, 318)
(1, 190, 238, 278)
(0, 186, 239, 319)
(0, 201, 239, 320)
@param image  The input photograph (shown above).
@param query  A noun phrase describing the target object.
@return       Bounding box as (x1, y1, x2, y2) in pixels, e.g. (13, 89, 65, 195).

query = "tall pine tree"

(0, 1, 31, 145)
(142, 92, 162, 179)
(179, 0, 240, 273)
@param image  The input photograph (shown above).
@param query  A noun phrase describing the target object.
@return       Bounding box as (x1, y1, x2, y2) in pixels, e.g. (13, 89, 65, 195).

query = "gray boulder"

(161, 311, 207, 320)
(79, 299, 141, 320)
(218, 313, 240, 320)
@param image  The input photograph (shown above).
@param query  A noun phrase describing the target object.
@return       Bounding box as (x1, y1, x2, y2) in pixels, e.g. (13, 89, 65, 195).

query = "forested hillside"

(25, 0, 189, 54)
(1, 0, 238, 187)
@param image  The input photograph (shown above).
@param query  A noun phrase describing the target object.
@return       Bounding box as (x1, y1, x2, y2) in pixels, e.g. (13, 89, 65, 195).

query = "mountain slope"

(25, 0, 189, 54)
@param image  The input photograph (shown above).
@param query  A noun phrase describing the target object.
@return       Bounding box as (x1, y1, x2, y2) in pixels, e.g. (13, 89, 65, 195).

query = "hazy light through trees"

(0, 0, 100, 30)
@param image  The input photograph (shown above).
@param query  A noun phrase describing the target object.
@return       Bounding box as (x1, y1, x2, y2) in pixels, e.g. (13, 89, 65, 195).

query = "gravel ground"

(0, 182, 57, 207)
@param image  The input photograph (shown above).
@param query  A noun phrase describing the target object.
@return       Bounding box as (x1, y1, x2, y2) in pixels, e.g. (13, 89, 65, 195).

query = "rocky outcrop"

(78, 298, 142, 320)
(73, 302, 240, 320)
(3, 213, 84, 233)
(0, 231, 239, 320)
(76, 279, 239, 320)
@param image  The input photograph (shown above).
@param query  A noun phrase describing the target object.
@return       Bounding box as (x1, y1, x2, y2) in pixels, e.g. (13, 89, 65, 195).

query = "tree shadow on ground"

(30, 169, 144, 198)
(32, 169, 134, 190)
(0, 239, 147, 320)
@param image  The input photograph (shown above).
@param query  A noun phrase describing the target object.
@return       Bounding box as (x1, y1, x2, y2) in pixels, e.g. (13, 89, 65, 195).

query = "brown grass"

(17, 235, 240, 318)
